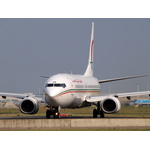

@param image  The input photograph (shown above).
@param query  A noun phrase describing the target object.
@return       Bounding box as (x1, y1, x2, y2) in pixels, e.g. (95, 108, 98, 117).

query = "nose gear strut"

(46, 106, 60, 119)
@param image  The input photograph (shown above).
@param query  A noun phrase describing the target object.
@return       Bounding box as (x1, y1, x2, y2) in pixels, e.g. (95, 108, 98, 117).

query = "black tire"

(46, 110, 50, 119)
(93, 109, 98, 118)
(100, 111, 104, 118)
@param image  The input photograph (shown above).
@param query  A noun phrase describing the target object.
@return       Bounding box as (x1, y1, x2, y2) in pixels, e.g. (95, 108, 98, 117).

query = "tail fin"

(84, 22, 94, 76)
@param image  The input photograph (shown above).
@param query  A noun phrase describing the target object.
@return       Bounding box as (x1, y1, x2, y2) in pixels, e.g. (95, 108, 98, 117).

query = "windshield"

(46, 83, 66, 88)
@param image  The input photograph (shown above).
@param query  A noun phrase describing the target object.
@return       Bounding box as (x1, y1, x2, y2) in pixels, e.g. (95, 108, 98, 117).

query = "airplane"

(128, 99, 150, 106)
(0, 22, 150, 119)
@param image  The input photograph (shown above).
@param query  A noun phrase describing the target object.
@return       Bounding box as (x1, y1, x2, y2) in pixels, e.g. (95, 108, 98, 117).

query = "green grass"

(1, 105, 150, 118)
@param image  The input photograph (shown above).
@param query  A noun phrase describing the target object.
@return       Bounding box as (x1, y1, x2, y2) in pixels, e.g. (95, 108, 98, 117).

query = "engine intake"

(19, 97, 39, 114)
(101, 97, 121, 114)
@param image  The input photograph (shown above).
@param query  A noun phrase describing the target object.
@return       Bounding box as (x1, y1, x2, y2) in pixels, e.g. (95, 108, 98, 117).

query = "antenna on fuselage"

(84, 22, 94, 77)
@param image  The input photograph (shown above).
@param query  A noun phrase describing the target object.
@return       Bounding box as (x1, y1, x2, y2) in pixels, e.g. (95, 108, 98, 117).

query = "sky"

(0, 18, 150, 94)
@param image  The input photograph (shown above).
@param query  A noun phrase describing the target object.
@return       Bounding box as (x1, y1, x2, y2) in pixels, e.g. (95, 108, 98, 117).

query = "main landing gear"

(93, 102, 105, 118)
(46, 107, 60, 119)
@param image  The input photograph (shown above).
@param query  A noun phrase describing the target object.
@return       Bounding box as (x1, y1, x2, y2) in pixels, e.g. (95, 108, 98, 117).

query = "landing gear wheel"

(46, 110, 50, 119)
(100, 111, 104, 118)
(93, 109, 98, 118)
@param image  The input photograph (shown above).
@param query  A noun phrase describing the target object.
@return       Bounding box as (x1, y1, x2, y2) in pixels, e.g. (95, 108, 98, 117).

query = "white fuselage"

(44, 74, 100, 108)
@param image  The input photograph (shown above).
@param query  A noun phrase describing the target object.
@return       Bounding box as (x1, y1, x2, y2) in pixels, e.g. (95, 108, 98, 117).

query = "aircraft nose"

(45, 88, 61, 107)
(46, 88, 56, 98)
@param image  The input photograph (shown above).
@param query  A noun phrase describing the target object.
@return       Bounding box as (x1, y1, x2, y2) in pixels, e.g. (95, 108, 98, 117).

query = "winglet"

(84, 22, 94, 76)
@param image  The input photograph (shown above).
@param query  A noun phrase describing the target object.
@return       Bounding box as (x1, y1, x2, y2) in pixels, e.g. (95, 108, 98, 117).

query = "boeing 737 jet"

(0, 22, 150, 118)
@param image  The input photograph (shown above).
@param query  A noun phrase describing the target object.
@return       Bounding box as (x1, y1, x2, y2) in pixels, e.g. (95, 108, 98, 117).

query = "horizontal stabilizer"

(40, 76, 50, 79)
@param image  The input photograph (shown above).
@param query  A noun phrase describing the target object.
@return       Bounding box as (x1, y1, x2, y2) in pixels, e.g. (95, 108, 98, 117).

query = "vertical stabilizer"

(84, 22, 94, 76)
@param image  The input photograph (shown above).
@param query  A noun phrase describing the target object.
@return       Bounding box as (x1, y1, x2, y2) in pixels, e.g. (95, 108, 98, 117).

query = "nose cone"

(45, 88, 56, 97)
(45, 88, 60, 107)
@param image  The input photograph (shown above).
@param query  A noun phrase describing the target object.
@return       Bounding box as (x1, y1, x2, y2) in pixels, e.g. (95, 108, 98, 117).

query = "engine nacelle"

(19, 97, 39, 114)
(101, 97, 121, 114)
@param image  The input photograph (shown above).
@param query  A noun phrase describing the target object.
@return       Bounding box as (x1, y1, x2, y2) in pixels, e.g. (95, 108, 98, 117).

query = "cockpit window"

(47, 84, 53, 87)
(46, 83, 66, 88)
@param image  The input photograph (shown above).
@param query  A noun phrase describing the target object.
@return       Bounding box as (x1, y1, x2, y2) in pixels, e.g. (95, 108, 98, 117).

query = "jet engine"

(101, 97, 121, 114)
(19, 97, 39, 114)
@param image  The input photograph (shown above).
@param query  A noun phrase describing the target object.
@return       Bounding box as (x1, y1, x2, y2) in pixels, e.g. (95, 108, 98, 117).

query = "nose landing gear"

(46, 107, 60, 119)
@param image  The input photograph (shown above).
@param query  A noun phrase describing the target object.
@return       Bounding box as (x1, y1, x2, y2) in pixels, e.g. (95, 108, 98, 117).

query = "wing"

(0, 92, 45, 103)
(0, 92, 31, 99)
(112, 91, 150, 98)
(99, 75, 148, 83)
(86, 91, 150, 103)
